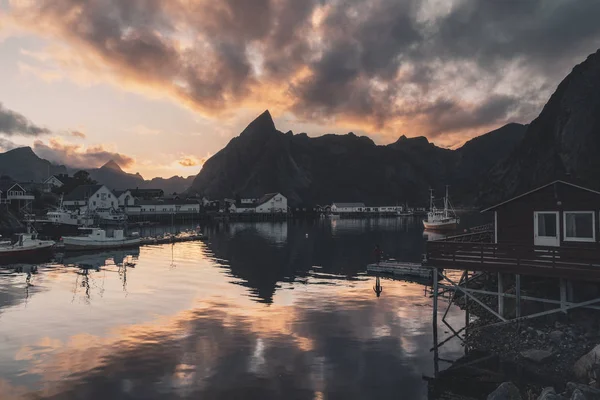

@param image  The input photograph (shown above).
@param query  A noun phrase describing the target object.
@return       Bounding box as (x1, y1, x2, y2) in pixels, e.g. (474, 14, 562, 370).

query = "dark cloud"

(0, 103, 51, 136)
(70, 130, 86, 139)
(11, 0, 600, 140)
(0, 138, 18, 152)
(33, 138, 135, 169)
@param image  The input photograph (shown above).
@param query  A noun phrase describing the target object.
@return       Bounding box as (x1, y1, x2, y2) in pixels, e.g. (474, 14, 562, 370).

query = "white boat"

(423, 186, 460, 231)
(61, 228, 140, 251)
(0, 231, 55, 264)
(94, 208, 127, 224)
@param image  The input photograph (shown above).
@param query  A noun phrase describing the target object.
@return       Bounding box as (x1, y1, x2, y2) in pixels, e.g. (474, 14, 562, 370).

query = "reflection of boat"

(423, 186, 460, 231)
(61, 228, 140, 251)
(0, 230, 55, 264)
(423, 230, 447, 241)
(367, 261, 439, 280)
(60, 248, 140, 270)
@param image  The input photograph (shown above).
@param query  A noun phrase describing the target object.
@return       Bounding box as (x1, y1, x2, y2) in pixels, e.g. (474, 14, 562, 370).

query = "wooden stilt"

(560, 278, 567, 314)
(432, 267, 439, 377)
(515, 274, 522, 319)
(498, 272, 504, 318)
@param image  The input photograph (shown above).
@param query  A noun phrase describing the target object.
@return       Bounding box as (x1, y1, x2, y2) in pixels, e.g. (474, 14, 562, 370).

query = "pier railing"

(426, 241, 600, 281)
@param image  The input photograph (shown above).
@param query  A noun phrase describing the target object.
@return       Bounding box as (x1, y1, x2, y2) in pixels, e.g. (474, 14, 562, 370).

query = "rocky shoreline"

(455, 283, 600, 399)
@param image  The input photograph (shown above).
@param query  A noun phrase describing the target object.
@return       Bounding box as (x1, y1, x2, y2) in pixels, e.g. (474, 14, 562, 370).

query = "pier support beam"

(560, 278, 567, 314)
(515, 274, 522, 319)
(432, 267, 439, 377)
(498, 272, 504, 318)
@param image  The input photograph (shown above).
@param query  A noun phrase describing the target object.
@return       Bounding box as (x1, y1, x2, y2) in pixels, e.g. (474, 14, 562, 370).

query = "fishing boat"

(94, 208, 127, 225)
(423, 186, 460, 231)
(61, 227, 140, 251)
(0, 230, 55, 264)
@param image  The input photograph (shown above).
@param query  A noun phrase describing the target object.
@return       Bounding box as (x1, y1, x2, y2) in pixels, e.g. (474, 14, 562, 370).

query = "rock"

(574, 345, 600, 381)
(537, 330, 546, 337)
(567, 382, 600, 400)
(535, 387, 569, 399)
(550, 330, 565, 344)
(521, 349, 554, 364)
(570, 389, 586, 400)
(487, 382, 522, 400)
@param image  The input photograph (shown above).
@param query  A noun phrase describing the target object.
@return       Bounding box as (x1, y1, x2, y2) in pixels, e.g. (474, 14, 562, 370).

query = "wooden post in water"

(432, 267, 439, 378)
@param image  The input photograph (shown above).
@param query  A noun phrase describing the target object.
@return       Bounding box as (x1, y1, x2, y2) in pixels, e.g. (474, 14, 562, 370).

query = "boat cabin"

(482, 180, 600, 249)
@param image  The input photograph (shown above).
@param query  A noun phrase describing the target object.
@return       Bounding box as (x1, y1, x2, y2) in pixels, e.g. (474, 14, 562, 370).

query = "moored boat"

(61, 228, 140, 251)
(0, 231, 55, 264)
(94, 208, 127, 225)
(423, 186, 460, 231)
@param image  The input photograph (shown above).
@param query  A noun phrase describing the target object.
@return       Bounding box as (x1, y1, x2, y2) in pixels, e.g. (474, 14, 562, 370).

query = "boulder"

(521, 349, 554, 364)
(566, 382, 600, 400)
(487, 382, 522, 400)
(570, 389, 586, 400)
(574, 345, 600, 381)
(536, 387, 566, 400)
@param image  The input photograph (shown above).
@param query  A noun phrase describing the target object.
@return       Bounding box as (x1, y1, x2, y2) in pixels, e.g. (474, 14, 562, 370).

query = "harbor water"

(0, 216, 486, 399)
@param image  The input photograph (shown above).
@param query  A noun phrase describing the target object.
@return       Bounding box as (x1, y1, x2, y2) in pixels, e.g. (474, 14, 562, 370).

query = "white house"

(43, 174, 71, 192)
(255, 193, 288, 213)
(64, 184, 118, 212)
(114, 190, 135, 207)
(331, 202, 366, 213)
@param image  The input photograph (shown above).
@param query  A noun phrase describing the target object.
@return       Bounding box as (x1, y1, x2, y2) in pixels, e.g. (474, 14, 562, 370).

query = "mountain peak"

(240, 110, 276, 137)
(101, 159, 123, 172)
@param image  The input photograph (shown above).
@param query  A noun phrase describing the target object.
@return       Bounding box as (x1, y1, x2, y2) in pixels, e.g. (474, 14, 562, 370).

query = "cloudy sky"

(1, 0, 600, 178)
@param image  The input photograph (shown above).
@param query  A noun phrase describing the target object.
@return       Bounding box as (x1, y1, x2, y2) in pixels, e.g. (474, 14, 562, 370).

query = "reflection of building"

(228, 222, 288, 244)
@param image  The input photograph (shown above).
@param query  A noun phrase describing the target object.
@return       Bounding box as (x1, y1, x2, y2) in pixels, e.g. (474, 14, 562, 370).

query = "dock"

(367, 261, 434, 279)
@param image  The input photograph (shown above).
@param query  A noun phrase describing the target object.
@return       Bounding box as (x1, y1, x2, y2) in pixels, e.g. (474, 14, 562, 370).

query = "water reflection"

(0, 218, 471, 400)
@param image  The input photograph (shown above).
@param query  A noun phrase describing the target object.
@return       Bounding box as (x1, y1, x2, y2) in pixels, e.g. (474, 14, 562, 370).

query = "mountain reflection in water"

(0, 218, 468, 400)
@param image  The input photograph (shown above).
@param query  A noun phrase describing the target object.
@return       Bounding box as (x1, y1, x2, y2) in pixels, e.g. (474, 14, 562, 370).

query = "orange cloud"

(33, 137, 135, 169)
(70, 130, 86, 138)
(178, 156, 199, 167)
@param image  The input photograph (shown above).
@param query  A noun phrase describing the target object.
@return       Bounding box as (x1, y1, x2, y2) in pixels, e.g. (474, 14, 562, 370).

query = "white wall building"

(114, 190, 135, 207)
(43, 175, 65, 192)
(127, 199, 201, 215)
(255, 193, 287, 213)
(64, 185, 118, 211)
(331, 202, 366, 213)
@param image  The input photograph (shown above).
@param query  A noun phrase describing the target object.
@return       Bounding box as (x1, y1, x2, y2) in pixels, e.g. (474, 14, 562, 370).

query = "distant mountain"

(84, 161, 145, 191)
(0, 147, 193, 193)
(0, 147, 67, 182)
(83, 161, 193, 193)
(190, 110, 526, 206)
(144, 175, 195, 195)
(481, 48, 600, 205)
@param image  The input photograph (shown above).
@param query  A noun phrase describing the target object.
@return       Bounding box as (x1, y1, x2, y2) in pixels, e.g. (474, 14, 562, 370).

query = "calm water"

(0, 216, 482, 400)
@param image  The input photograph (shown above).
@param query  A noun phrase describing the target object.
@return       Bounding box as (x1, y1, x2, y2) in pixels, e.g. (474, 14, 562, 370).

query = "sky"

(1, 0, 600, 179)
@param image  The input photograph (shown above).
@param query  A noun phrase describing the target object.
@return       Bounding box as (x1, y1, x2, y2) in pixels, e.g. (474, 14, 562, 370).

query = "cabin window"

(563, 211, 595, 242)
(537, 213, 557, 237)
(93, 201, 96, 206)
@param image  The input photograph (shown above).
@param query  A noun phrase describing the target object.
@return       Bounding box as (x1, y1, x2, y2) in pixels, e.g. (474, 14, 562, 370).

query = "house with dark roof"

(64, 184, 118, 212)
(331, 202, 366, 214)
(128, 188, 164, 200)
(43, 174, 74, 192)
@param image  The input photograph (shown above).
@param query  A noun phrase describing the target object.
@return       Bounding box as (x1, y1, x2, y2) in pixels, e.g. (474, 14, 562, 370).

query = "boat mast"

(429, 188, 434, 212)
(444, 185, 449, 218)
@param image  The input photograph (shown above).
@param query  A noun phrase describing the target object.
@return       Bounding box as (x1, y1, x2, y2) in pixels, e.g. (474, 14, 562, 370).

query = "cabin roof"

(64, 184, 104, 201)
(256, 193, 280, 206)
(332, 202, 366, 208)
(481, 180, 600, 212)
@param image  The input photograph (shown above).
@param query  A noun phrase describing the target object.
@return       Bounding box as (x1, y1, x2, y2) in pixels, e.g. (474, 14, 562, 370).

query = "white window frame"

(563, 211, 596, 243)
